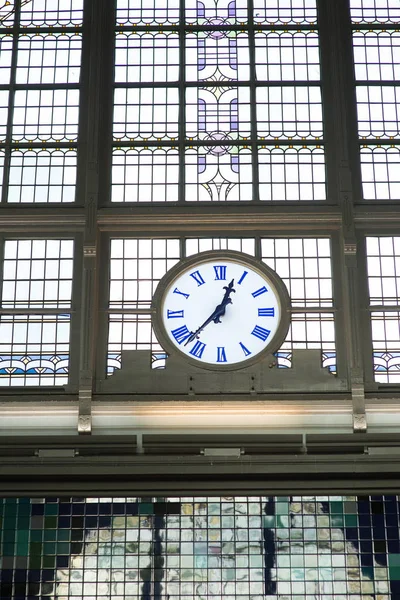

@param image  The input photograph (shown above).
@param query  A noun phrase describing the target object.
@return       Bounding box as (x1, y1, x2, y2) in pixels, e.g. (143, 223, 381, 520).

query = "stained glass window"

(0, 1, 82, 204)
(113, 0, 324, 203)
(0, 239, 74, 386)
(352, 5, 400, 201)
(366, 235, 400, 383)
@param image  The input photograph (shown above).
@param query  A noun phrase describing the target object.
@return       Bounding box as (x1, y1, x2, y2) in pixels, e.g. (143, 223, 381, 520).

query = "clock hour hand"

(184, 279, 236, 345)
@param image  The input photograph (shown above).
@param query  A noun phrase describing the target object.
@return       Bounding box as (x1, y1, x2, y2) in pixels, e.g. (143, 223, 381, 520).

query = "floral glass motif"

(113, 0, 324, 203)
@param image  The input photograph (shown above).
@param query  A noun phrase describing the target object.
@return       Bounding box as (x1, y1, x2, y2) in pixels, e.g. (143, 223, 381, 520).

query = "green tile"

(30, 530, 42, 542)
(17, 530, 29, 545)
(139, 503, 153, 515)
(330, 501, 343, 514)
(344, 514, 358, 527)
(57, 542, 70, 554)
(44, 542, 56, 554)
(44, 530, 57, 541)
(389, 554, 400, 567)
(331, 515, 344, 527)
(45, 504, 58, 516)
(389, 566, 400, 580)
(4, 530, 15, 543)
(3, 542, 15, 556)
(57, 530, 70, 541)
(17, 517, 30, 529)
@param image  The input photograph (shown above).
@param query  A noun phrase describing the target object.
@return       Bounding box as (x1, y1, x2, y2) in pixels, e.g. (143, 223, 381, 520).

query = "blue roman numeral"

(190, 270, 206, 286)
(173, 287, 189, 299)
(167, 310, 184, 319)
(171, 325, 191, 345)
(239, 342, 251, 356)
(258, 308, 275, 317)
(251, 325, 271, 342)
(213, 265, 227, 280)
(217, 347, 227, 362)
(252, 286, 268, 298)
(237, 270, 248, 285)
(189, 340, 206, 359)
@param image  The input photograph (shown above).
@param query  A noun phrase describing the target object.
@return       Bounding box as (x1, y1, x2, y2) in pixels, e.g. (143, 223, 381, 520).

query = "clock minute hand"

(184, 279, 236, 346)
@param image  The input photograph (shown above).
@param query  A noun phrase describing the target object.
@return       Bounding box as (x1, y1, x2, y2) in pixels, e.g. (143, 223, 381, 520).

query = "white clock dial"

(152, 252, 290, 370)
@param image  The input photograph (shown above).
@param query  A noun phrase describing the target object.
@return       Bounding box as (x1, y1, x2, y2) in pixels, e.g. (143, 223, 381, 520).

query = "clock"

(152, 251, 291, 370)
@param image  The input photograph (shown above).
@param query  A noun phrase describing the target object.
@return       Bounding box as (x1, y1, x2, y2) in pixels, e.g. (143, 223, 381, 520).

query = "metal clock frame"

(152, 250, 291, 371)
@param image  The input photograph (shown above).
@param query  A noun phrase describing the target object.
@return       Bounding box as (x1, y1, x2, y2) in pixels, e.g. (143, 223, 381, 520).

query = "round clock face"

(152, 251, 290, 370)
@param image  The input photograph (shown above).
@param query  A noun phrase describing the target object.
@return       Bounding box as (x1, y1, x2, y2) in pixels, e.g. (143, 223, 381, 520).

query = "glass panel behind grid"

(1, 495, 398, 598)
(366, 236, 400, 383)
(0, 239, 73, 386)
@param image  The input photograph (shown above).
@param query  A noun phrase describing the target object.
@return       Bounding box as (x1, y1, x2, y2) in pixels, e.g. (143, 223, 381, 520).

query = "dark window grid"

(258, 146, 326, 201)
(353, 31, 400, 82)
(350, 0, 400, 24)
(111, 145, 326, 203)
(6, 148, 77, 203)
(360, 144, 400, 201)
(371, 311, 400, 384)
(112, 84, 323, 142)
(261, 237, 332, 308)
(0, 89, 9, 141)
(115, 1, 317, 27)
(15, 33, 82, 85)
(356, 85, 400, 140)
(278, 312, 336, 372)
(18, 0, 84, 28)
(11, 87, 80, 143)
(114, 30, 320, 85)
(0, 313, 71, 387)
(0, 238, 74, 387)
(0, 34, 13, 84)
(2, 238, 74, 310)
(366, 236, 400, 306)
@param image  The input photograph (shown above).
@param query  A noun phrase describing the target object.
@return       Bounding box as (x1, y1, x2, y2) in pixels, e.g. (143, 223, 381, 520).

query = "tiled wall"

(1, 495, 399, 599)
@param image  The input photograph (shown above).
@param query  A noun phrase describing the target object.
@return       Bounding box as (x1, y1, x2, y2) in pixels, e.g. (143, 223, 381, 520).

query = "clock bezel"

(152, 250, 291, 371)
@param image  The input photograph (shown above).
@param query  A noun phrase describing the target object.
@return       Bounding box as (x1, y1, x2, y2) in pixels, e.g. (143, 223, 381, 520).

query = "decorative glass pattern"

(112, 149, 179, 203)
(19, 0, 84, 27)
(16, 34, 82, 85)
(0, 0, 14, 27)
(353, 16, 400, 201)
(12, 89, 80, 143)
(2, 495, 400, 599)
(366, 236, 400, 383)
(1, 4, 82, 205)
(258, 147, 325, 201)
(8, 149, 77, 204)
(353, 32, 400, 81)
(0, 239, 74, 386)
(357, 86, 400, 139)
(0, 34, 13, 83)
(350, 0, 400, 24)
(113, 0, 325, 203)
(360, 146, 400, 201)
(253, 0, 317, 25)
